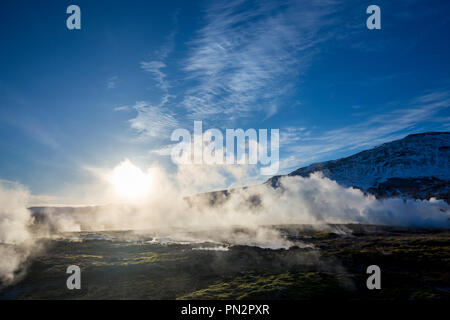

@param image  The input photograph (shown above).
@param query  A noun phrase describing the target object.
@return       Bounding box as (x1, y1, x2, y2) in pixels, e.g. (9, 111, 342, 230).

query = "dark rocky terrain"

(0, 225, 448, 300)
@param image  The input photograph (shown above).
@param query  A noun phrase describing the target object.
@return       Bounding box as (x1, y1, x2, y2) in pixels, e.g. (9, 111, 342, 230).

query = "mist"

(0, 181, 40, 284)
(1, 166, 449, 283)
(34, 168, 450, 235)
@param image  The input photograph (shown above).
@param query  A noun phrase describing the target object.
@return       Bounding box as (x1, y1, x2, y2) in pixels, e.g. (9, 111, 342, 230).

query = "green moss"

(178, 272, 351, 300)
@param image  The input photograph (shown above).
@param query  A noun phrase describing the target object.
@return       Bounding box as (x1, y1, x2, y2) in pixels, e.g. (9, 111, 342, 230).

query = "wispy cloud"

(107, 76, 118, 89)
(121, 0, 449, 180)
(1, 114, 60, 150)
(182, 0, 338, 120)
(279, 90, 450, 170)
(140, 61, 169, 92)
(114, 105, 130, 112)
(140, 29, 177, 95)
(129, 101, 179, 140)
(129, 29, 179, 141)
(124, 1, 340, 142)
(149, 144, 174, 156)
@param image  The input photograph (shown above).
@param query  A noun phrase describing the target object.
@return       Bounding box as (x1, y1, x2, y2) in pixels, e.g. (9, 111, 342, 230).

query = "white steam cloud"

(1, 166, 449, 283)
(0, 181, 39, 284)
(36, 169, 450, 234)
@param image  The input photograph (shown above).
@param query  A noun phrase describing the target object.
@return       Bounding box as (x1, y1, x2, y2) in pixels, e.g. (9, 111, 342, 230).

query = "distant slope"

(268, 132, 450, 202)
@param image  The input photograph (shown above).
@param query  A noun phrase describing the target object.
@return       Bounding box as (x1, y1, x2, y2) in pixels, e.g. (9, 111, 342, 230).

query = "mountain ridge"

(267, 131, 449, 202)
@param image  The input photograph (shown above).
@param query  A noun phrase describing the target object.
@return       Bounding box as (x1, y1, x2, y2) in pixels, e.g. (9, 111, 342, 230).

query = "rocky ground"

(0, 224, 449, 300)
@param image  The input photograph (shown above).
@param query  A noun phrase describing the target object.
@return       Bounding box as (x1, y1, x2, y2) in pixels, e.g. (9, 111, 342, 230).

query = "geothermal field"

(1, 224, 449, 300)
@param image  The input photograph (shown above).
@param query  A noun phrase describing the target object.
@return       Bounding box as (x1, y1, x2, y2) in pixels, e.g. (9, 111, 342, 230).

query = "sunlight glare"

(109, 159, 153, 200)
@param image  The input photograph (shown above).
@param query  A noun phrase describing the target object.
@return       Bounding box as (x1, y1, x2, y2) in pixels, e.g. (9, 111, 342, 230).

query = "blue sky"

(0, 0, 449, 204)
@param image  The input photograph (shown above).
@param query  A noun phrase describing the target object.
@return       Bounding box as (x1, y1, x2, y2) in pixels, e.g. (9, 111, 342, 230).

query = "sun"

(109, 159, 152, 200)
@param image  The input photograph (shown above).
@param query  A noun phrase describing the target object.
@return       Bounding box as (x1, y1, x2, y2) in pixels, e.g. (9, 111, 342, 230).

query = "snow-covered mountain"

(268, 132, 450, 202)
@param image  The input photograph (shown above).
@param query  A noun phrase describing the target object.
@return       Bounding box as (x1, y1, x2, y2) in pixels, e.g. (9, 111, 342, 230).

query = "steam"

(1, 166, 449, 283)
(0, 181, 38, 284)
(35, 169, 450, 234)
